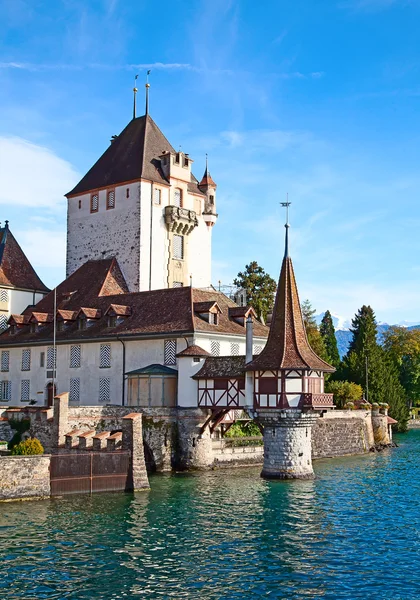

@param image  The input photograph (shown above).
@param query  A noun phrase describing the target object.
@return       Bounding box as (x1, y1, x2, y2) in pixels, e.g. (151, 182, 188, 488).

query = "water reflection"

(0, 431, 419, 599)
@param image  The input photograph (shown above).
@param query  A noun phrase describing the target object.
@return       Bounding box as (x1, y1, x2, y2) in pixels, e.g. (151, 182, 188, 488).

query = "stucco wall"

(0, 455, 51, 501)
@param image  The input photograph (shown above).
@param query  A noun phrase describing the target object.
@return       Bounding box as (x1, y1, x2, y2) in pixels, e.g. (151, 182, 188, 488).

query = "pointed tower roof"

(246, 222, 334, 373)
(67, 114, 175, 197)
(0, 223, 49, 292)
(198, 157, 217, 189)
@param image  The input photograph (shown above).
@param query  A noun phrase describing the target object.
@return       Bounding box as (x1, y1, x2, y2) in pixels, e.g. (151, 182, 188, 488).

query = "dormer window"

(78, 318, 87, 331)
(30, 323, 36, 333)
(175, 153, 180, 164)
(57, 321, 64, 332)
(108, 316, 117, 328)
(209, 313, 219, 325)
(183, 155, 189, 168)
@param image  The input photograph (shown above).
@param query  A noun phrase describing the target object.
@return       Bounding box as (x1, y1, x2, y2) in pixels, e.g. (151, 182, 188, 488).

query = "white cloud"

(0, 137, 79, 208)
(14, 227, 66, 270)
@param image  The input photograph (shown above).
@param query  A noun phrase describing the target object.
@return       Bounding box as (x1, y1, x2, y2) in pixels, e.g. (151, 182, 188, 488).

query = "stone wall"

(0, 419, 13, 443)
(0, 455, 51, 501)
(213, 441, 264, 467)
(312, 410, 374, 459)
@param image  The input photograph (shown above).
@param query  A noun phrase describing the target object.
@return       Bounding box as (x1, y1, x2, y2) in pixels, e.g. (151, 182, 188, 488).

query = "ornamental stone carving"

(164, 206, 198, 235)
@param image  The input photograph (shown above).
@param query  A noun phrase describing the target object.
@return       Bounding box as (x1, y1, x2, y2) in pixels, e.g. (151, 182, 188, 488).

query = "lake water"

(0, 430, 419, 599)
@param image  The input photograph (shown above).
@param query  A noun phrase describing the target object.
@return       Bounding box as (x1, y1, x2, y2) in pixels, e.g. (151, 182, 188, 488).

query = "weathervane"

(133, 74, 139, 120)
(145, 69, 151, 115)
(280, 194, 291, 257)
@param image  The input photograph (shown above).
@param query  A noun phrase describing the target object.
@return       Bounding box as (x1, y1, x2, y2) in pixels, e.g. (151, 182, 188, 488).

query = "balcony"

(164, 206, 198, 235)
(301, 393, 334, 409)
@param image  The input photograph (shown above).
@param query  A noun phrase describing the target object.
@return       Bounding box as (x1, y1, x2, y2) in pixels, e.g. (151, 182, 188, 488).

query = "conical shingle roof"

(246, 228, 334, 373)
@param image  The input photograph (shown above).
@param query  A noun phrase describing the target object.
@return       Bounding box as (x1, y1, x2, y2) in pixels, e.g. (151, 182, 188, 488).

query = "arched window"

(174, 188, 182, 208)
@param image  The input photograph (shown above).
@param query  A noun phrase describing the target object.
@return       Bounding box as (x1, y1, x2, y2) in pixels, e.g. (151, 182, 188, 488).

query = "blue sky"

(1, 0, 420, 326)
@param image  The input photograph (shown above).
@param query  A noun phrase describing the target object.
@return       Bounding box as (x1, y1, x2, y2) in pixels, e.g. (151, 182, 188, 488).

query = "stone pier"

(257, 410, 318, 480)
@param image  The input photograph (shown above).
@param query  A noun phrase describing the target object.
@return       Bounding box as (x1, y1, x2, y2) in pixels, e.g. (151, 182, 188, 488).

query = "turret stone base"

(256, 410, 319, 480)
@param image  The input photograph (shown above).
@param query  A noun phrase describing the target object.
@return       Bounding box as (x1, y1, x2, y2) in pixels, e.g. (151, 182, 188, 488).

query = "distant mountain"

(315, 312, 420, 358)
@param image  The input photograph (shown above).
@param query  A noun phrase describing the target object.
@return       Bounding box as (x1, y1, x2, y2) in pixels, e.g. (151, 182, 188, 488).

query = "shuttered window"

(70, 345, 81, 368)
(173, 281, 183, 288)
(0, 290, 8, 302)
(173, 235, 184, 259)
(21, 380, 30, 402)
(90, 193, 99, 213)
(253, 345, 263, 355)
(107, 190, 115, 209)
(21, 349, 31, 371)
(211, 341, 220, 356)
(1, 351, 9, 372)
(70, 378, 80, 403)
(154, 188, 161, 205)
(99, 344, 111, 368)
(0, 381, 11, 401)
(231, 343, 239, 356)
(99, 377, 111, 402)
(174, 188, 182, 207)
(164, 340, 177, 365)
(0, 315, 7, 331)
(47, 347, 56, 369)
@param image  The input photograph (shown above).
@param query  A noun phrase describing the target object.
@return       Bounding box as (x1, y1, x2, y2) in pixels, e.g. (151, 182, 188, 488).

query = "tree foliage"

(320, 310, 341, 368)
(301, 299, 329, 363)
(338, 305, 409, 431)
(10, 438, 44, 456)
(382, 326, 420, 406)
(325, 380, 363, 409)
(233, 261, 276, 322)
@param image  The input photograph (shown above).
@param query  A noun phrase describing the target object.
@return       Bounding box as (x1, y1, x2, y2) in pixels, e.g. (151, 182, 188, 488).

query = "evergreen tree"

(320, 310, 341, 368)
(301, 300, 329, 362)
(233, 261, 276, 322)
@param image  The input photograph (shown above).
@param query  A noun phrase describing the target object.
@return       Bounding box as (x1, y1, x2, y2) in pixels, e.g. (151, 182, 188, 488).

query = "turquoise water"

(0, 431, 419, 599)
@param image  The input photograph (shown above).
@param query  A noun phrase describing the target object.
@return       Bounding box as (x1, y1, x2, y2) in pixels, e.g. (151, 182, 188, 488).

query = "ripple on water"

(0, 431, 419, 599)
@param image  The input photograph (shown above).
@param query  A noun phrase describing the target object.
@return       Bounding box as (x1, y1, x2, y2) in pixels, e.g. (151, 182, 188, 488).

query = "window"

(99, 344, 111, 368)
(211, 341, 220, 356)
(0, 315, 7, 331)
(183, 155, 189, 167)
(173, 235, 184, 259)
(90, 193, 99, 213)
(231, 343, 239, 356)
(209, 195, 214, 205)
(253, 345, 263, 355)
(108, 316, 117, 328)
(78, 199, 82, 209)
(173, 281, 183, 288)
(99, 377, 111, 403)
(0, 381, 11, 401)
(40, 352, 45, 368)
(214, 379, 228, 390)
(209, 313, 219, 325)
(107, 190, 115, 209)
(154, 188, 161, 205)
(78, 318, 86, 330)
(46, 346, 56, 370)
(69, 378, 80, 403)
(21, 349, 31, 371)
(164, 339, 177, 366)
(30, 323, 37, 333)
(175, 153, 180, 164)
(174, 188, 182, 207)
(70, 345, 81, 369)
(21, 380, 30, 402)
(193, 357, 201, 363)
(0, 290, 8, 302)
(126, 188, 130, 198)
(1, 351, 9, 372)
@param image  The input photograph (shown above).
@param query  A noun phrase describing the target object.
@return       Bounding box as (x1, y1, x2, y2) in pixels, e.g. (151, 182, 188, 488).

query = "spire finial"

(205, 153, 208, 173)
(133, 74, 138, 120)
(145, 69, 151, 115)
(280, 195, 291, 258)
(4, 220, 9, 229)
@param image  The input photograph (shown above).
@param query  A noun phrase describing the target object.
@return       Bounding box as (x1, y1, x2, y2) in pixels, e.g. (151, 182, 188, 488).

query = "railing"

(301, 393, 334, 408)
(213, 436, 263, 449)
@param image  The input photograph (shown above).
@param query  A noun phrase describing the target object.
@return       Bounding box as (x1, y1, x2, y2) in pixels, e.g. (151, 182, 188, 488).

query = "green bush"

(10, 438, 44, 456)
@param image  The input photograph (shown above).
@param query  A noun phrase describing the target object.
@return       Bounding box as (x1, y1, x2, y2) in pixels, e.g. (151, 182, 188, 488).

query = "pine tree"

(233, 261, 276, 322)
(301, 300, 329, 362)
(320, 310, 340, 368)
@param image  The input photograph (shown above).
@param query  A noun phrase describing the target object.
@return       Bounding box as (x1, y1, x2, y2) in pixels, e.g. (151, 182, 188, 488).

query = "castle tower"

(65, 104, 216, 292)
(198, 157, 218, 228)
(246, 213, 335, 479)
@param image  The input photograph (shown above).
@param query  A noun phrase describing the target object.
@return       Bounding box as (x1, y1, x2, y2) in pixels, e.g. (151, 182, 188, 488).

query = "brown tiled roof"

(176, 345, 211, 358)
(194, 301, 221, 314)
(193, 356, 246, 379)
(0, 224, 49, 292)
(8, 314, 30, 325)
(77, 307, 102, 319)
(246, 256, 334, 373)
(228, 306, 257, 319)
(29, 312, 53, 323)
(105, 304, 132, 317)
(0, 259, 269, 346)
(192, 289, 268, 338)
(198, 166, 217, 189)
(66, 114, 206, 198)
(56, 310, 77, 321)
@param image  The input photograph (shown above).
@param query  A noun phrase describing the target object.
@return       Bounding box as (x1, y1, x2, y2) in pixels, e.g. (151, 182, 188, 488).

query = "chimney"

(246, 315, 253, 364)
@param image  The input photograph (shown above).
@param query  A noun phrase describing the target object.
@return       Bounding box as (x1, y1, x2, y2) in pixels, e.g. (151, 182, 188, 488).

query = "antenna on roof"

(145, 70, 151, 115)
(280, 194, 291, 258)
(133, 74, 139, 120)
